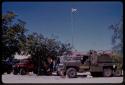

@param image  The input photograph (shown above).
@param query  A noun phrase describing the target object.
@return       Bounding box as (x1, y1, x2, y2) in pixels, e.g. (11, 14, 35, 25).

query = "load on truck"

(57, 50, 122, 78)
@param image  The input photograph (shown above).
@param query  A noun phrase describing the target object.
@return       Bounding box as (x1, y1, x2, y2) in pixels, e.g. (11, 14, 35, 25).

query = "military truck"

(57, 51, 122, 78)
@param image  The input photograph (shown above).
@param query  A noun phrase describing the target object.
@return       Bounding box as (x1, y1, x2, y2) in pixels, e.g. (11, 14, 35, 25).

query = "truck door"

(79, 55, 90, 71)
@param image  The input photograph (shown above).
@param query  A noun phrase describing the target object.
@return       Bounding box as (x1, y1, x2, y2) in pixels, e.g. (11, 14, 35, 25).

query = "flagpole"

(71, 8, 74, 50)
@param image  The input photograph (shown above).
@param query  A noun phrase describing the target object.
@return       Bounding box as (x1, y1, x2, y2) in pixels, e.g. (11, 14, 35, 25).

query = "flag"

(72, 8, 77, 12)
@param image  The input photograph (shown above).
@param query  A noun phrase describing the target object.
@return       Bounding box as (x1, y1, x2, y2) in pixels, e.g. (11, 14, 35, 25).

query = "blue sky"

(2, 2, 123, 51)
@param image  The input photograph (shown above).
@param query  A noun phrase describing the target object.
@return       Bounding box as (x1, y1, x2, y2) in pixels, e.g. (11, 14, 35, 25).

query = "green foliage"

(108, 17, 123, 70)
(26, 32, 72, 65)
(2, 11, 27, 60)
(109, 18, 123, 56)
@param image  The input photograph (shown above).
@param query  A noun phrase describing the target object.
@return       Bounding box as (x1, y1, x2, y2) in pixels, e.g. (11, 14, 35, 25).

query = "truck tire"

(66, 68, 77, 78)
(103, 68, 113, 77)
(114, 69, 122, 77)
(7, 70, 11, 74)
(20, 68, 26, 75)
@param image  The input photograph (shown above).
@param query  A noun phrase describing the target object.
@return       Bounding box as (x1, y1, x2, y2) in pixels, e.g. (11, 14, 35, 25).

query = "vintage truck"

(13, 58, 34, 75)
(57, 51, 122, 78)
(13, 57, 53, 75)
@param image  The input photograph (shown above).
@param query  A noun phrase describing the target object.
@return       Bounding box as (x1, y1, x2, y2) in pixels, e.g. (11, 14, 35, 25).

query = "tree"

(26, 32, 72, 74)
(109, 18, 123, 57)
(109, 18, 123, 70)
(26, 33, 46, 68)
(58, 43, 72, 56)
(2, 11, 27, 60)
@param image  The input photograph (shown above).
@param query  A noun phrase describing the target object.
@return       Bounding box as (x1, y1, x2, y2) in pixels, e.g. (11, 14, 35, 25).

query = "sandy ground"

(2, 72, 123, 83)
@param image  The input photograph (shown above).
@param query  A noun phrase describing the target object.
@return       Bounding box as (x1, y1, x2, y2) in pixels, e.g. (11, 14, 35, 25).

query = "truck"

(13, 58, 34, 75)
(57, 51, 122, 78)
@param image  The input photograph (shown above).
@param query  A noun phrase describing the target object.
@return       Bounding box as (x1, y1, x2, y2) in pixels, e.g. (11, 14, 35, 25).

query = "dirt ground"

(2, 72, 123, 83)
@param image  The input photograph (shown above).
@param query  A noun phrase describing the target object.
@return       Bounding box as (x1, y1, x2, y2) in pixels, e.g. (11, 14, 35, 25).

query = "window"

(81, 55, 89, 64)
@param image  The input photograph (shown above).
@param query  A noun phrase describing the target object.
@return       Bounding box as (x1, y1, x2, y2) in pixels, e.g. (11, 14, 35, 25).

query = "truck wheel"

(103, 68, 113, 77)
(20, 69, 26, 75)
(66, 68, 77, 78)
(114, 69, 122, 77)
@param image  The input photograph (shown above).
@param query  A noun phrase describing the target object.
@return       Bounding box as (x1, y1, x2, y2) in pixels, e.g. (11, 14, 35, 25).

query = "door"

(79, 55, 90, 72)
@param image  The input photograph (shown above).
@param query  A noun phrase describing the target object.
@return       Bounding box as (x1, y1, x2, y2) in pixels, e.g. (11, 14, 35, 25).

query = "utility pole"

(71, 8, 77, 51)
(71, 8, 73, 49)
